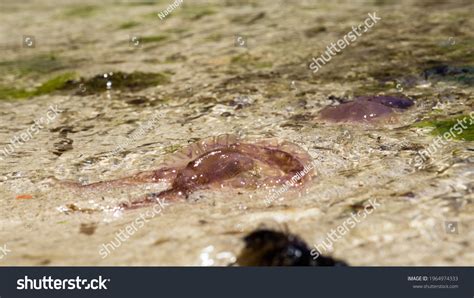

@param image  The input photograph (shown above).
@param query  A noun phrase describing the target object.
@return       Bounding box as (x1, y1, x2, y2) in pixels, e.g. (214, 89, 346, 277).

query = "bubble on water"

(83, 158, 94, 164)
(290, 80, 297, 90)
(78, 177, 89, 185)
(199, 245, 215, 266)
(416, 80, 432, 88)
(106, 81, 112, 90)
(216, 251, 236, 263)
(238, 203, 247, 210)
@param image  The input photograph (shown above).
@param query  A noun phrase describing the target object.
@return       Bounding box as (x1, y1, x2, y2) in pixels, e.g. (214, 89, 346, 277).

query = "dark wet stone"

(422, 65, 474, 85)
(304, 26, 327, 38)
(423, 65, 474, 78)
(53, 138, 74, 156)
(236, 229, 348, 266)
(79, 223, 97, 235)
(62, 71, 170, 95)
(125, 96, 150, 106)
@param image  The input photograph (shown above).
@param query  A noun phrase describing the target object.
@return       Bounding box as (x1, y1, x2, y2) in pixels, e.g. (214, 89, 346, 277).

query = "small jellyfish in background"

(318, 95, 414, 123)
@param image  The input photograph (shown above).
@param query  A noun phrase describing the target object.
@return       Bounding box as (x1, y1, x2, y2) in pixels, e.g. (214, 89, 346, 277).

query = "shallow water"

(0, 0, 473, 265)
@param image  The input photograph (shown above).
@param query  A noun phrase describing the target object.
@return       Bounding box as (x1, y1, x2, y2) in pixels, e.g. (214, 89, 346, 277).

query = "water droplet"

(11, 172, 23, 178)
(238, 203, 247, 210)
(79, 177, 89, 185)
(416, 80, 431, 88)
(199, 245, 215, 266)
(290, 80, 297, 90)
(216, 251, 236, 263)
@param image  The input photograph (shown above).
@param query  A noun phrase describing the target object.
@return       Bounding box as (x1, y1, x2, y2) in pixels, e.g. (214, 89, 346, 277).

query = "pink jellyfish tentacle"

(60, 167, 178, 191)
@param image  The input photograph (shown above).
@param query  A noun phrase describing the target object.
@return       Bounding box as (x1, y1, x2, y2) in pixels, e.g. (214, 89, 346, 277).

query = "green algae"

(34, 72, 76, 95)
(122, 0, 158, 5)
(415, 115, 474, 141)
(204, 32, 224, 42)
(62, 5, 98, 18)
(0, 71, 169, 100)
(118, 21, 141, 30)
(166, 27, 189, 35)
(141, 35, 169, 44)
(0, 54, 69, 78)
(180, 5, 216, 20)
(0, 72, 76, 100)
(0, 87, 32, 100)
(231, 54, 273, 70)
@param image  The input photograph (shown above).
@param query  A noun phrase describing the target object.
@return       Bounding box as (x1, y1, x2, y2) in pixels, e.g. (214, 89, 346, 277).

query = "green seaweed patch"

(141, 35, 168, 44)
(166, 27, 189, 35)
(118, 21, 141, 30)
(433, 40, 474, 64)
(122, 0, 158, 5)
(180, 5, 216, 20)
(230, 53, 273, 69)
(0, 72, 76, 100)
(62, 71, 170, 95)
(415, 115, 474, 141)
(0, 86, 32, 100)
(34, 72, 76, 95)
(204, 32, 223, 42)
(62, 5, 98, 18)
(0, 54, 69, 78)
